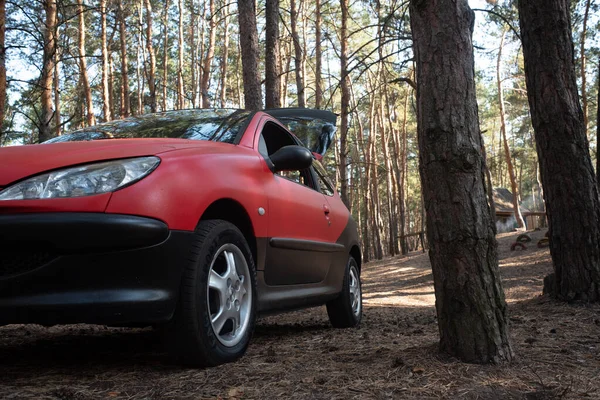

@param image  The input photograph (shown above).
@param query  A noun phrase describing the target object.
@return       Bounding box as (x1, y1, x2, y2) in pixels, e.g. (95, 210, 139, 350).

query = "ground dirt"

(1, 230, 599, 399)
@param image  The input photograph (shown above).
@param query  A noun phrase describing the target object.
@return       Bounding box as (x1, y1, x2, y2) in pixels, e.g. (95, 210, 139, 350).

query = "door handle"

(323, 204, 330, 214)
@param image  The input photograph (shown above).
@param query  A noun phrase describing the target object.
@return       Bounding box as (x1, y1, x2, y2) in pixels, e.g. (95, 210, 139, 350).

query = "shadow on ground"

(1, 230, 599, 399)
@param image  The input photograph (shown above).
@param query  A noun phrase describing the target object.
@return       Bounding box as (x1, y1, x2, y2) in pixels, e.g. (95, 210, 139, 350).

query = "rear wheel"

(166, 220, 256, 367)
(326, 255, 362, 328)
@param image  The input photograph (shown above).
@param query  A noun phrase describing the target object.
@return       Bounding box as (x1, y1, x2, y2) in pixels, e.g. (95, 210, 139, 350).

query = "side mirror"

(270, 145, 313, 172)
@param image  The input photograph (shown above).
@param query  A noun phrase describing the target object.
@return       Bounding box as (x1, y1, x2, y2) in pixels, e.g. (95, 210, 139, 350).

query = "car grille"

(0, 249, 57, 279)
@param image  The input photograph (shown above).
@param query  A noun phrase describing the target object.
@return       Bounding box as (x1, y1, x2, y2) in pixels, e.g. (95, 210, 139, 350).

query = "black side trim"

(269, 238, 345, 253)
(0, 213, 169, 252)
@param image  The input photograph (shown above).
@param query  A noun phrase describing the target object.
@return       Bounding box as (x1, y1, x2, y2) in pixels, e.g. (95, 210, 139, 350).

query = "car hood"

(0, 138, 214, 186)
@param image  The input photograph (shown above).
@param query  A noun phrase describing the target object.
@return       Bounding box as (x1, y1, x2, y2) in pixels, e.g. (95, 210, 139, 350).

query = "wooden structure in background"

(493, 188, 546, 232)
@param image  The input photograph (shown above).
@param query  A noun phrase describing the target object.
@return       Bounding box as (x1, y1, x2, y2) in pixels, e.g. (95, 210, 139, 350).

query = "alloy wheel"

(206, 243, 253, 347)
(349, 265, 361, 317)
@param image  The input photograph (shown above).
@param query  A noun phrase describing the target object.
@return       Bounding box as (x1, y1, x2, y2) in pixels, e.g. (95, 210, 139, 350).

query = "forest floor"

(1, 229, 599, 399)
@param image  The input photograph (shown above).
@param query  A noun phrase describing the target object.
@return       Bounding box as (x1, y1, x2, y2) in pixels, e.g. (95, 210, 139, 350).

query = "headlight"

(0, 156, 160, 201)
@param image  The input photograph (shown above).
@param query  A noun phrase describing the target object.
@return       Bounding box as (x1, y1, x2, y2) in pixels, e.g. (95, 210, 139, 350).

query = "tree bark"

(190, 2, 197, 108)
(108, 55, 114, 119)
(54, 18, 60, 136)
(219, 1, 230, 108)
(235, 41, 242, 106)
(338, 0, 350, 208)
(282, 38, 292, 106)
(265, 0, 281, 108)
(290, 0, 305, 108)
(161, 0, 169, 111)
(314, 0, 322, 109)
(136, 1, 144, 114)
(201, 0, 216, 108)
(496, 28, 525, 229)
(482, 137, 497, 225)
(0, 0, 6, 132)
(580, 0, 591, 134)
(177, 0, 185, 110)
(144, 0, 156, 113)
(399, 93, 409, 254)
(118, 1, 131, 118)
(40, 0, 57, 142)
(366, 84, 383, 259)
(237, 0, 262, 110)
(101, 0, 112, 120)
(77, 0, 95, 126)
(597, 63, 599, 187)
(518, 0, 600, 302)
(410, 0, 513, 363)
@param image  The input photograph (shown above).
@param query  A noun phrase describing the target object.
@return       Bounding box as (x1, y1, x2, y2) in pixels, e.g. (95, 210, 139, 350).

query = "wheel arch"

(350, 245, 362, 273)
(200, 198, 257, 265)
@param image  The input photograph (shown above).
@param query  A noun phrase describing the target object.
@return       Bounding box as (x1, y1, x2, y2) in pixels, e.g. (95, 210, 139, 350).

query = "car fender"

(105, 146, 269, 238)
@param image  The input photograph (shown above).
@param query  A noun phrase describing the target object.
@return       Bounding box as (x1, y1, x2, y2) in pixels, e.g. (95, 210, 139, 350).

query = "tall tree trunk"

(314, 0, 322, 109)
(290, 0, 304, 107)
(177, 0, 185, 109)
(349, 80, 368, 258)
(338, 0, 350, 207)
(235, 42, 242, 106)
(190, 1, 197, 108)
(144, 0, 156, 113)
(101, 0, 112, 120)
(482, 136, 497, 225)
(366, 85, 383, 259)
(380, 105, 397, 256)
(497, 28, 525, 229)
(410, 0, 513, 364)
(40, 0, 57, 142)
(265, 0, 280, 108)
(282, 38, 292, 106)
(597, 64, 600, 186)
(237, 0, 262, 109)
(376, 2, 397, 256)
(54, 18, 60, 136)
(384, 89, 402, 255)
(0, 0, 6, 132)
(77, 0, 95, 126)
(219, 1, 230, 108)
(161, 0, 169, 111)
(518, 0, 600, 302)
(580, 0, 591, 134)
(201, 0, 216, 108)
(399, 93, 409, 254)
(108, 55, 114, 118)
(136, 1, 143, 114)
(118, 1, 130, 118)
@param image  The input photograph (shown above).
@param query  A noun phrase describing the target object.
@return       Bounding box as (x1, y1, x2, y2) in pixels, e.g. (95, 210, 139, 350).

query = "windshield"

(43, 109, 252, 144)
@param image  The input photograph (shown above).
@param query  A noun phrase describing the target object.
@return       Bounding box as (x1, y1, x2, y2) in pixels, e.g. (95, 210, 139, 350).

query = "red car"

(0, 108, 362, 366)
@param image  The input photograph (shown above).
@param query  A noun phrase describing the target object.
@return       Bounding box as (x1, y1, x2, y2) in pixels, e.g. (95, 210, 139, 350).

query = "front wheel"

(326, 255, 362, 328)
(166, 220, 257, 367)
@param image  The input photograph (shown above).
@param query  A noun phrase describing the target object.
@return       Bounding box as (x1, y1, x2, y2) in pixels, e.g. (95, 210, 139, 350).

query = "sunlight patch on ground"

(364, 294, 436, 307)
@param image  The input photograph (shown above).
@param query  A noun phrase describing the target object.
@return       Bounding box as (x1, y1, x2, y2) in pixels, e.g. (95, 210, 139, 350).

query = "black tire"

(166, 219, 257, 367)
(326, 255, 362, 328)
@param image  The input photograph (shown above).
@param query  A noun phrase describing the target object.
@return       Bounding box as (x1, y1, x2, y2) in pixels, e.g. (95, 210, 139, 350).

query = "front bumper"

(0, 213, 194, 326)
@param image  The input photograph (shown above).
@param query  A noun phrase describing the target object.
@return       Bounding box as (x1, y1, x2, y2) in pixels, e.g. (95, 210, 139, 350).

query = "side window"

(313, 161, 335, 196)
(259, 122, 316, 189)
(278, 170, 308, 186)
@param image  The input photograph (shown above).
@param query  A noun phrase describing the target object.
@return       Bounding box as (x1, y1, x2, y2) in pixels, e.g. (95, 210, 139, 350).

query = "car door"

(257, 120, 342, 285)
